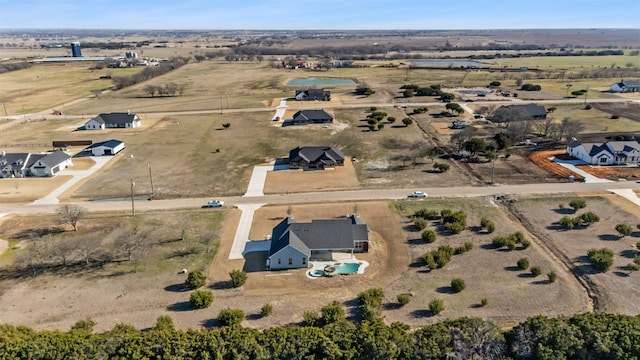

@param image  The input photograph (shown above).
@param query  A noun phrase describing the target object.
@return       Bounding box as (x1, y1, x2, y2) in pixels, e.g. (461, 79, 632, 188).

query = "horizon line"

(1, 27, 639, 32)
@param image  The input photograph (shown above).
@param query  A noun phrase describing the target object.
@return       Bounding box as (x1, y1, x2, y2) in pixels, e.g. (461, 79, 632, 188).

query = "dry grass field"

(0, 63, 140, 115)
(263, 157, 360, 194)
(512, 195, 640, 315)
(0, 197, 596, 331)
(0, 209, 226, 331)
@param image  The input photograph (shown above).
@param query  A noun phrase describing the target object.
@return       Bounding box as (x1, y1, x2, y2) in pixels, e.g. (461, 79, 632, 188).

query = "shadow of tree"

(552, 208, 575, 215)
(210, 281, 233, 290)
(410, 309, 434, 318)
(436, 286, 454, 294)
(164, 283, 187, 292)
(613, 270, 631, 278)
(598, 234, 621, 241)
(504, 265, 521, 272)
(167, 301, 192, 312)
(620, 249, 637, 259)
(201, 318, 221, 329)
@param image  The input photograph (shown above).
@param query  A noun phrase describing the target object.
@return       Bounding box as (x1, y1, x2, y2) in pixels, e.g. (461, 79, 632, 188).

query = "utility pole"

(584, 85, 589, 105)
(130, 179, 136, 216)
(147, 161, 154, 199)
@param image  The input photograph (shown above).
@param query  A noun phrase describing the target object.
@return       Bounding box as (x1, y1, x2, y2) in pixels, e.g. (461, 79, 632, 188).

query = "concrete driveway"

(229, 203, 264, 260)
(30, 156, 116, 205)
(552, 158, 613, 183)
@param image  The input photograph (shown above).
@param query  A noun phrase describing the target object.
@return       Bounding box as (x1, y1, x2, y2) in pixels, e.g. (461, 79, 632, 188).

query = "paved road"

(2, 180, 638, 216)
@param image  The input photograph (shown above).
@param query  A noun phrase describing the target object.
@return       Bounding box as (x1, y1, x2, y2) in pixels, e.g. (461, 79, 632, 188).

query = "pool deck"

(306, 257, 369, 279)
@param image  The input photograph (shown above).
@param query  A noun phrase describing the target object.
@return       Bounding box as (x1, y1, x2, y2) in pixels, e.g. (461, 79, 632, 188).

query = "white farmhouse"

(567, 140, 640, 166)
(85, 111, 141, 130)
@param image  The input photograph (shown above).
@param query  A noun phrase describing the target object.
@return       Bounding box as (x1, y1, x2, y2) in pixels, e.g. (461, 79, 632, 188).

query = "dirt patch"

(575, 164, 640, 181)
(529, 149, 584, 180)
(263, 158, 360, 194)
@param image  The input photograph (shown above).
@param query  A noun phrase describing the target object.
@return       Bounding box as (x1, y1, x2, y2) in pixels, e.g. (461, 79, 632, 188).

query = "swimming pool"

(286, 78, 356, 86)
(333, 262, 360, 274)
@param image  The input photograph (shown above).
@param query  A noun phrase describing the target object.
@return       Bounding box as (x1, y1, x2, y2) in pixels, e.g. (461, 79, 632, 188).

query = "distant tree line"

(111, 57, 189, 90)
(0, 61, 32, 74)
(0, 313, 637, 359)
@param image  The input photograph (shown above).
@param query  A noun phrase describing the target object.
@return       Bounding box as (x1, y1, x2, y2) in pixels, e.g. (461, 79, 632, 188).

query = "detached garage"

(86, 139, 125, 156)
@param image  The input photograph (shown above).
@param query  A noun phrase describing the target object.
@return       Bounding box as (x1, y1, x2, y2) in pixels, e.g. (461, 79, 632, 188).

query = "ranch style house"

(288, 146, 345, 170)
(85, 111, 141, 130)
(566, 140, 640, 166)
(610, 79, 640, 93)
(0, 150, 72, 178)
(490, 104, 547, 123)
(295, 89, 331, 101)
(284, 109, 333, 126)
(267, 215, 369, 270)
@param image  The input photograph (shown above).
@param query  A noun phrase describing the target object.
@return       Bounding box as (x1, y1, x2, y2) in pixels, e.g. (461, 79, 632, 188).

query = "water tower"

(71, 42, 82, 57)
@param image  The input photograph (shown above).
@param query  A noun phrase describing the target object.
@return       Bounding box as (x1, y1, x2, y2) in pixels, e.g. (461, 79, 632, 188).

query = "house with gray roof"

(0, 152, 31, 178)
(285, 109, 333, 126)
(567, 140, 640, 166)
(491, 104, 547, 123)
(295, 89, 331, 101)
(85, 111, 141, 130)
(27, 150, 73, 177)
(85, 139, 125, 156)
(610, 79, 640, 93)
(0, 150, 72, 178)
(288, 146, 345, 170)
(267, 215, 369, 270)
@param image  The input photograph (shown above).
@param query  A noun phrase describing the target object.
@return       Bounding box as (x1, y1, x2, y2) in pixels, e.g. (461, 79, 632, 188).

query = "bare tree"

(534, 117, 555, 138)
(176, 217, 193, 241)
(49, 235, 77, 267)
(198, 231, 218, 253)
(57, 204, 86, 232)
(564, 118, 586, 141)
(73, 233, 104, 265)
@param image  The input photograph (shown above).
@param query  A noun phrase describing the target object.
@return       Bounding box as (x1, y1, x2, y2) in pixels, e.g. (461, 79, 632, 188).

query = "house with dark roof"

(85, 111, 141, 130)
(295, 89, 331, 101)
(0, 152, 30, 178)
(285, 109, 333, 126)
(288, 146, 345, 170)
(0, 150, 72, 178)
(85, 139, 125, 156)
(567, 140, 640, 166)
(267, 215, 369, 270)
(610, 79, 640, 93)
(491, 104, 547, 123)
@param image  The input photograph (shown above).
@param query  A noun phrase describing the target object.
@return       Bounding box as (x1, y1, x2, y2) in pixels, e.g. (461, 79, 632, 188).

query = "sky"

(0, 0, 638, 30)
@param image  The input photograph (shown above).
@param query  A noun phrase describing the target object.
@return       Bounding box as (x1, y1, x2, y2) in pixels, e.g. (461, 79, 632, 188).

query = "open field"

(0, 209, 226, 331)
(0, 197, 598, 330)
(0, 63, 140, 115)
(511, 195, 640, 314)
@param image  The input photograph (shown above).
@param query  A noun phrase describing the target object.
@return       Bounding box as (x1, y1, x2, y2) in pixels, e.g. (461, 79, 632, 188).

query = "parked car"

(409, 191, 427, 198)
(202, 200, 224, 208)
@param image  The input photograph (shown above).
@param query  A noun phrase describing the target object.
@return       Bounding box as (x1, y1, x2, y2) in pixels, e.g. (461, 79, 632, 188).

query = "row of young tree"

(111, 57, 190, 90)
(0, 312, 637, 359)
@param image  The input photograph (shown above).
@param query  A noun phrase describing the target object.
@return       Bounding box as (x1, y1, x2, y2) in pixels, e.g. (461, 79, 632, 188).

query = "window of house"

(277, 258, 281, 264)
(599, 157, 607, 163)
(302, 258, 306, 265)
(288, 258, 293, 265)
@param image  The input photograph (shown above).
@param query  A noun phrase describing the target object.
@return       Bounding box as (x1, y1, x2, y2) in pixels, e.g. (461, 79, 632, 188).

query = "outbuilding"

(86, 139, 125, 156)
